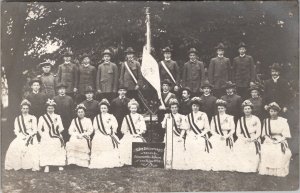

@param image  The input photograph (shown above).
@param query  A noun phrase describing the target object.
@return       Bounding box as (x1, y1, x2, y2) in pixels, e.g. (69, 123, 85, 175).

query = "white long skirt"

(89, 133, 122, 168)
(164, 135, 186, 170)
(66, 136, 90, 167)
(39, 135, 66, 167)
(209, 134, 235, 171)
(119, 134, 145, 165)
(185, 134, 212, 171)
(233, 138, 260, 173)
(259, 140, 292, 177)
(5, 136, 39, 171)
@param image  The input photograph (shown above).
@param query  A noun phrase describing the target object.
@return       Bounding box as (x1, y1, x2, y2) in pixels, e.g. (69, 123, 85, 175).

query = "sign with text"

(132, 142, 165, 168)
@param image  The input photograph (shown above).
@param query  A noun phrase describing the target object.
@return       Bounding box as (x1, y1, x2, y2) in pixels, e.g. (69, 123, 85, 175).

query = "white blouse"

(186, 111, 210, 134)
(121, 113, 147, 135)
(236, 115, 261, 139)
(38, 113, 64, 135)
(161, 113, 188, 130)
(262, 117, 291, 139)
(210, 114, 235, 135)
(14, 114, 37, 137)
(69, 117, 93, 137)
(93, 113, 118, 135)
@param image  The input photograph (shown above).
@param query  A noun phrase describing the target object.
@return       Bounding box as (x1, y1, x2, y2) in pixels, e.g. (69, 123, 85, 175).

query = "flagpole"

(145, 7, 151, 54)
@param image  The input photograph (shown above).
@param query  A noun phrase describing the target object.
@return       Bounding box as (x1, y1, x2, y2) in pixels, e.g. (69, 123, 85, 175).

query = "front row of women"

(5, 98, 146, 172)
(162, 98, 292, 177)
(5, 97, 292, 177)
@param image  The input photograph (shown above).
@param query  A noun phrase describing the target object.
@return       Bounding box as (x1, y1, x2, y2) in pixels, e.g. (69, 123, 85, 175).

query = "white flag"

(141, 46, 163, 103)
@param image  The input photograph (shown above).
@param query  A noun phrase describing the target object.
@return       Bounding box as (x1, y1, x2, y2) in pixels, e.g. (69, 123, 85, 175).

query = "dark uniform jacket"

(96, 62, 118, 93)
(248, 97, 263, 119)
(208, 56, 231, 89)
(76, 64, 96, 94)
(179, 98, 191, 115)
(200, 94, 217, 121)
(221, 94, 242, 119)
(57, 62, 78, 93)
(119, 60, 142, 90)
(82, 99, 99, 119)
(38, 73, 57, 98)
(232, 55, 256, 88)
(159, 59, 180, 86)
(262, 77, 290, 108)
(182, 60, 205, 93)
(111, 96, 130, 136)
(53, 94, 75, 129)
(26, 92, 47, 118)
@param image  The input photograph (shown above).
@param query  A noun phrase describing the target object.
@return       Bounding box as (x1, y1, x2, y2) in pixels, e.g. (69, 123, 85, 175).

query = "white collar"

(203, 93, 210, 97)
(272, 76, 280, 82)
(163, 91, 170, 94)
(240, 54, 246, 57)
(164, 58, 171, 61)
(33, 90, 39, 94)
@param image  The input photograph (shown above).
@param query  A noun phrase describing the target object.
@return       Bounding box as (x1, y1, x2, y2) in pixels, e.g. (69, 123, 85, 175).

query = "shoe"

(44, 166, 49, 173)
(58, 167, 64, 171)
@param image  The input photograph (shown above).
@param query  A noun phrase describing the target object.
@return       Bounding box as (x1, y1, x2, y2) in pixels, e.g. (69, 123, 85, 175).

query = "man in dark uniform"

(200, 80, 217, 122)
(158, 79, 177, 122)
(208, 43, 231, 98)
(76, 55, 96, 103)
(96, 49, 118, 101)
(37, 60, 57, 98)
(53, 82, 75, 141)
(263, 63, 291, 115)
(179, 87, 192, 115)
(82, 86, 99, 120)
(159, 47, 180, 93)
(182, 48, 205, 96)
(111, 85, 130, 138)
(119, 47, 142, 100)
(232, 42, 256, 99)
(26, 79, 47, 118)
(57, 50, 78, 97)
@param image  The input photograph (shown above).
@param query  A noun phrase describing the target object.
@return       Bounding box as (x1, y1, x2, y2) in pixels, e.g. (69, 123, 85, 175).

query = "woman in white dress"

(38, 99, 66, 172)
(5, 99, 39, 171)
(234, 100, 261, 173)
(66, 104, 93, 167)
(259, 102, 292, 177)
(89, 99, 122, 168)
(162, 98, 188, 170)
(119, 99, 147, 166)
(210, 99, 235, 171)
(185, 97, 212, 171)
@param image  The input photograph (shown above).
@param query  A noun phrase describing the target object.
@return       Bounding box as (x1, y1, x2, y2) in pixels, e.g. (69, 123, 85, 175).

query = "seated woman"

(90, 99, 122, 168)
(210, 99, 235, 171)
(234, 100, 261, 173)
(259, 102, 292, 177)
(38, 99, 66, 172)
(5, 99, 39, 171)
(119, 99, 147, 166)
(185, 97, 212, 171)
(66, 104, 93, 168)
(162, 98, 188, 170)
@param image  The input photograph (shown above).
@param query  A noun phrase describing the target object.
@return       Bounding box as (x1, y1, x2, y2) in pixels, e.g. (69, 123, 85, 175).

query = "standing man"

(159, 47, 180, 93)
(200, 80, 217, 122)
(119, 47, 142, 100)
(96, 49, 118, 101)
(208, 43, 231, 98)
(263, 63, 291, 115)
(57, 50, 78, 97)
(182, 48, 205, 96)
(37, 60, 57, 98)
(82, 86, 99, 119)
(178, 87, 192, 115)
(232, 42, 256, 99)
(76, 55, 96, 103)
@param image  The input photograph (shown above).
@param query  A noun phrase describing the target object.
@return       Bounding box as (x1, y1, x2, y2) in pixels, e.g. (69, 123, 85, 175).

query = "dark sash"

(188, 113, 212, 153)
(74, 118, 91, 150)
(96, 114, 119, 148)
(17, 115, 35, 146)
(125, 115, 138, 135)
(240, 117, 261, 154)
(170, 113, 181, 137)
(213, 114, 233, 149)
(43, 114, 64, 147)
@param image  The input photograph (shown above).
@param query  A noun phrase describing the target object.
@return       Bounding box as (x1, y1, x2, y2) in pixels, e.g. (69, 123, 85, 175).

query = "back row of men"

(36, 42, 257, 100)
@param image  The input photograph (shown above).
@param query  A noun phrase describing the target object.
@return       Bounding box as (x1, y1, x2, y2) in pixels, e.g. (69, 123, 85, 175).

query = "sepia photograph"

(1, 1, 299, 192)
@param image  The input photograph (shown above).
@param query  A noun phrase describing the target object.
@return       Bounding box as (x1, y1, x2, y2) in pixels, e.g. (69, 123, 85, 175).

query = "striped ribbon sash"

(264, 118, 287, 153)
(213, 114, 233, 149)
(187, 113, 212, 153)
(96, 114, 120, 148)
(170, 113, 181, 137)
(74, 118, 91, 150)
(17, 115, 35, 146)
(43, 114, 64, 147)
(125, 114, 146, 142)
(240, 116, 261, 154)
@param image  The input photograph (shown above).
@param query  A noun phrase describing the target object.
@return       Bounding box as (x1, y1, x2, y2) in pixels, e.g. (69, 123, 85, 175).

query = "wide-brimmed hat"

(242, 100, 254, 108)
(190, 97, 202, 106)
(128, 99, 139, 108)
(187, 48, 198, 55)
(84, 86, 94, 94)
(102, 49, 113, 56)
(238, 42, 247, 49)
(20, 99, 31, 107)
(45, 99, 57, 107)
(215, 43, 225, 50)
(118, 84, 128, 90)
(56, 82, 68, 89)
(266, 102, 281, 112)
(201, 80, 214, 89)
(162, 47, 172, 53)
(99, 98, 110, 107)
(162, 79, 172, 86)
(181, 87, 191, 94)
(269, 63, 282, 72)
(39, 60, 53, 68)
(249, 85, 261, 92)
(222, 81, 236, 89)
(124, 47, 135, 54)
(29, 78, 42, 86)
(169, 98, 179, 106)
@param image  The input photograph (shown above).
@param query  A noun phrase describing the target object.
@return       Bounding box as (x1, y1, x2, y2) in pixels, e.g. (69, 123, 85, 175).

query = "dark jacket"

(182, 60, 205, 93)
(232, 55, 256, 87)
(26, 92, 47, 118)
(179, 98, 191, 115)
(38, 73, 57, 98)
(53, 95, 75, 128)
(221, 94, 242, 119)
(82, 99, 99, 119)
(111, 96, 130, 125)
(208, 57, 231, 89)
(76, 65, 96, 94)
(119, 60, 142, 90)
(159, 59, 180, 86)
(200, 94, 217, 121)
(57, 62, 78, 93)
(96, 62, 118, 93)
